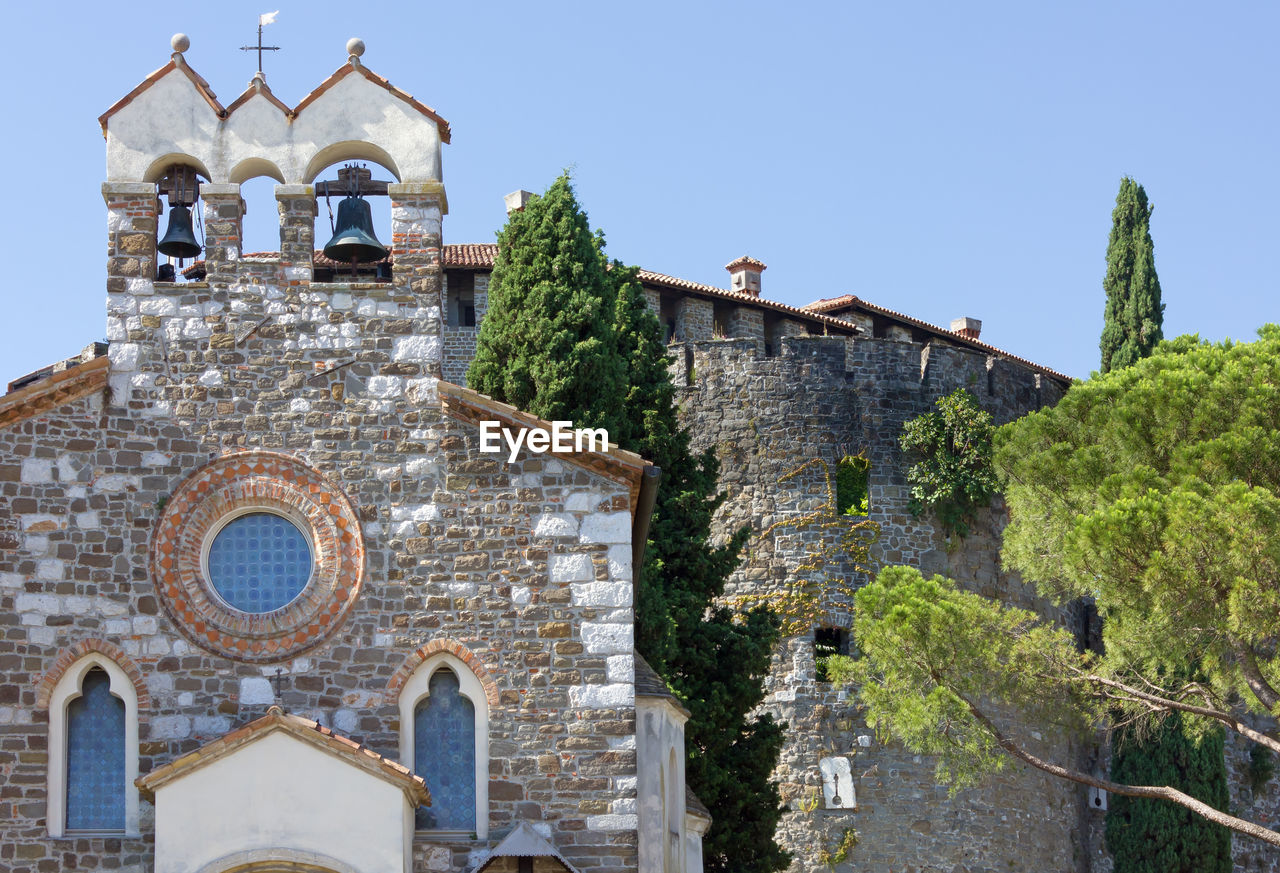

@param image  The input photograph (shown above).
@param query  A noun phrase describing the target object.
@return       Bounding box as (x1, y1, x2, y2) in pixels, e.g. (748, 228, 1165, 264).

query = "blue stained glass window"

(414, 669, 477, 830)
(66, 669, 125, 831)
(207, 512, 312, 613)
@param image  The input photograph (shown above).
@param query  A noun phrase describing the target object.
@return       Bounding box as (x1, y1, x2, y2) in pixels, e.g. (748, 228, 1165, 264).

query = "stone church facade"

(2, 32, 1278, 873)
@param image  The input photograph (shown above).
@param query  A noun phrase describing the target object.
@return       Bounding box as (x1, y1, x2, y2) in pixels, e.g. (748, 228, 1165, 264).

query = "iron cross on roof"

(240, 11, 281, 76)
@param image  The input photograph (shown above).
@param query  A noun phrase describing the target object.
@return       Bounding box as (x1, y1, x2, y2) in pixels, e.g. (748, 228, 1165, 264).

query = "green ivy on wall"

(900, 389, 998, 537)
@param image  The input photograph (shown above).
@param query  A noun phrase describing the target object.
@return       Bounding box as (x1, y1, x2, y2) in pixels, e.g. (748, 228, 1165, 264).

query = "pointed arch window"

(413, 669, 476, 830)
(46, 654, 140, 837)
(66, 669, 127, 830)
(398, 652, 490, 838)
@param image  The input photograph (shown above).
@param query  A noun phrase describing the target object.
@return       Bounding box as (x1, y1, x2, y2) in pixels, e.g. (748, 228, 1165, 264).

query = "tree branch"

(952, 689, 1280, 849)
(1071, 672, 1280, 755)
(1237, 644, 1280, 712)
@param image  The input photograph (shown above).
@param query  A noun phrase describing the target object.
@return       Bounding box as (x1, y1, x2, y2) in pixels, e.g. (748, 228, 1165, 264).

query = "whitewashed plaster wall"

(152, 731, 414, 873)
(636, 696, 691, 873)
(105, 60, 444, 184)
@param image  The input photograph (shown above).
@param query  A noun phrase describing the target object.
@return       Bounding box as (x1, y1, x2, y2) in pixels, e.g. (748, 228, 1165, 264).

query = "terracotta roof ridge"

(224, 76, 294, 118)
(135, 705, 429, 805)
(100, 56, 225, 135)
(0, 356, 109, 431)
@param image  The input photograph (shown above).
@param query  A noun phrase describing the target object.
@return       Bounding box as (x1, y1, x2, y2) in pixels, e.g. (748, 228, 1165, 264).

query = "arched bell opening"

(154, 161, 210, 284)
(238, 174, 286, 261)
(311, 159, 394, 284)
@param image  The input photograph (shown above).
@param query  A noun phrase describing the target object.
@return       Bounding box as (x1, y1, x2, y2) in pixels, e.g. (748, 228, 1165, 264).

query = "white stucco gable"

(101, 42, 448, 185)
(138, 706, 428, 873)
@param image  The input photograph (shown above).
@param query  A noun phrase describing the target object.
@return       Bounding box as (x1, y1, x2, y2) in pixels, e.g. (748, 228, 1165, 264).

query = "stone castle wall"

(673, 334, 1092, 873)
(0, 187, 640, 873)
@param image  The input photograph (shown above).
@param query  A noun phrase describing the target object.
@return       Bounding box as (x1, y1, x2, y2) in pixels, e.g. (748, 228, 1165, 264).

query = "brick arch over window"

(383, 639, 500, 707)
(36, 639, 151, 712)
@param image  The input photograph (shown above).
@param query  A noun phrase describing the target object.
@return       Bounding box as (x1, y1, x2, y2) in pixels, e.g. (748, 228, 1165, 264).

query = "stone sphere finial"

(346, 38, 366, 58)
(171, 33, 191, 54)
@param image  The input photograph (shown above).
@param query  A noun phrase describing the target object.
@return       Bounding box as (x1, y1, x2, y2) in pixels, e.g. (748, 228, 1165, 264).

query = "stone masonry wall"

(0, 186, 639, 873)
(674, 334, 1089, 873)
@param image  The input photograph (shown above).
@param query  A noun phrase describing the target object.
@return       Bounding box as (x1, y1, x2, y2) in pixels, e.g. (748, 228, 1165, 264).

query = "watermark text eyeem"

(479, 421, 610, 463)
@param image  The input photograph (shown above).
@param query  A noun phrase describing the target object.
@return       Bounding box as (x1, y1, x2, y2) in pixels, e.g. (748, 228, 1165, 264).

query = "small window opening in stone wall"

(312, 161, 393, 283)
(835, 453, 870, 516)
(155, 163, 207, 283)
(712, 302, 733, 339)
(814, 627, 851, 683)
(445, 270, 477, 327)
(660, 295, 678, 342)
(239, 174, 281, 261)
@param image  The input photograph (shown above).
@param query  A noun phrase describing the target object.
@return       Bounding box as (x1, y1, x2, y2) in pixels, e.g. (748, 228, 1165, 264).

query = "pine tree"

(472, 175, 789, 873)
(1100, 177, 1165, 373)
(466, 175, 626, 435)
(1106, 713, 1232, 873)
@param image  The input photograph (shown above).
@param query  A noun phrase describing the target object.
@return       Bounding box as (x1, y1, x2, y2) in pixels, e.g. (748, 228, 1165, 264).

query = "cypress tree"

(467, 175, 625, 435)
(1106, 713, 1232, 873)
(612, 270, 789, 873)
(471, 175, 789, 873)
(1100, 177, 1164, 373)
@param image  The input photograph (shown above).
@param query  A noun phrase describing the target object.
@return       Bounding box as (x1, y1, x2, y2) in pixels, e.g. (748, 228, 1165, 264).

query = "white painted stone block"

(366, 376, 404, 398)
(571, 582, 631, 608)
(582, 621, 632, 654)
(392, 334, 441, 362)
(565, 490, 602, 512)
(133, 616, 159, 635)
(333, 709, 359, 733)
(20, 458, 53, 483)
(75, 512, 100, 529)
(146, 673, 174, 694)
(36, 560, 64, 581)
(511, 586, 532, 606)
(28, 627, 56, 646)
(330, 292, 353, 310)
(139, 297, 178, 316)
(606, 545, 632, 582)
(239, 676, 275, 705)
(150, 715, 192, 739)
(549, 553, 594, 582)
(194, 716, 231, 735)
(143, 452, 170, 466)
(198, 369, 223, 387)
(94, 474, 141, 493)
(579, 512, 631, 544)
(606, 654, 635, 683)
(569, 683, 634, 709)
(533, 514, 579, 538)
(586, 813, 638, 831)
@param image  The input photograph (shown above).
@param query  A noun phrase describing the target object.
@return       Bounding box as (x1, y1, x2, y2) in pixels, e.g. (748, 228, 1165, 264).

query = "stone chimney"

(950, 316, 982, 340)
(725, 256, 766, 297)
(504, 190, 534, 214)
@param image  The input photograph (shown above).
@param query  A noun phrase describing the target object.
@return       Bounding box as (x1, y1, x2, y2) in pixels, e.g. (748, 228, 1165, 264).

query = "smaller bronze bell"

(322, 196, 389, 265)
(158, 205, 202, 260)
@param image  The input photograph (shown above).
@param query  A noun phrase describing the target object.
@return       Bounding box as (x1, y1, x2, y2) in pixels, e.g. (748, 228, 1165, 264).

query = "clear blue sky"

(1, 1, 1275, 383)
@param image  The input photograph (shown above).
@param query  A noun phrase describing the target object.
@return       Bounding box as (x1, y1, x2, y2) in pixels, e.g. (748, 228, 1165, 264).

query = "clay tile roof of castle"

(294, 63, 451, 143)
(685, 786, 713, 821)
(439, 245, 864, 337)
(803, 294, 1072, 383)
(445, 243, 501, 268)
(99, 56, 224, 135)
(634, 652, 691, 718)
(135, 705, 430, 805)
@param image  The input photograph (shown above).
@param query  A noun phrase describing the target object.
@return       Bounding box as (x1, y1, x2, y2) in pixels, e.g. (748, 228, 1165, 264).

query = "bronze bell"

(157, 204, 202, 260)
(322, 196, 389, 264)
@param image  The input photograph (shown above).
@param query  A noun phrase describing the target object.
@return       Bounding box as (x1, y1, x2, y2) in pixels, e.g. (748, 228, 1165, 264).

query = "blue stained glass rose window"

(414, 669, 477, 830)
(66, 668, 125, 831)
(207, 512, 313, 613)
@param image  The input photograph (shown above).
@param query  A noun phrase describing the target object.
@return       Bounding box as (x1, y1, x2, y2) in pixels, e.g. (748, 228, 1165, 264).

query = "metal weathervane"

(241, 11, 281, 76)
